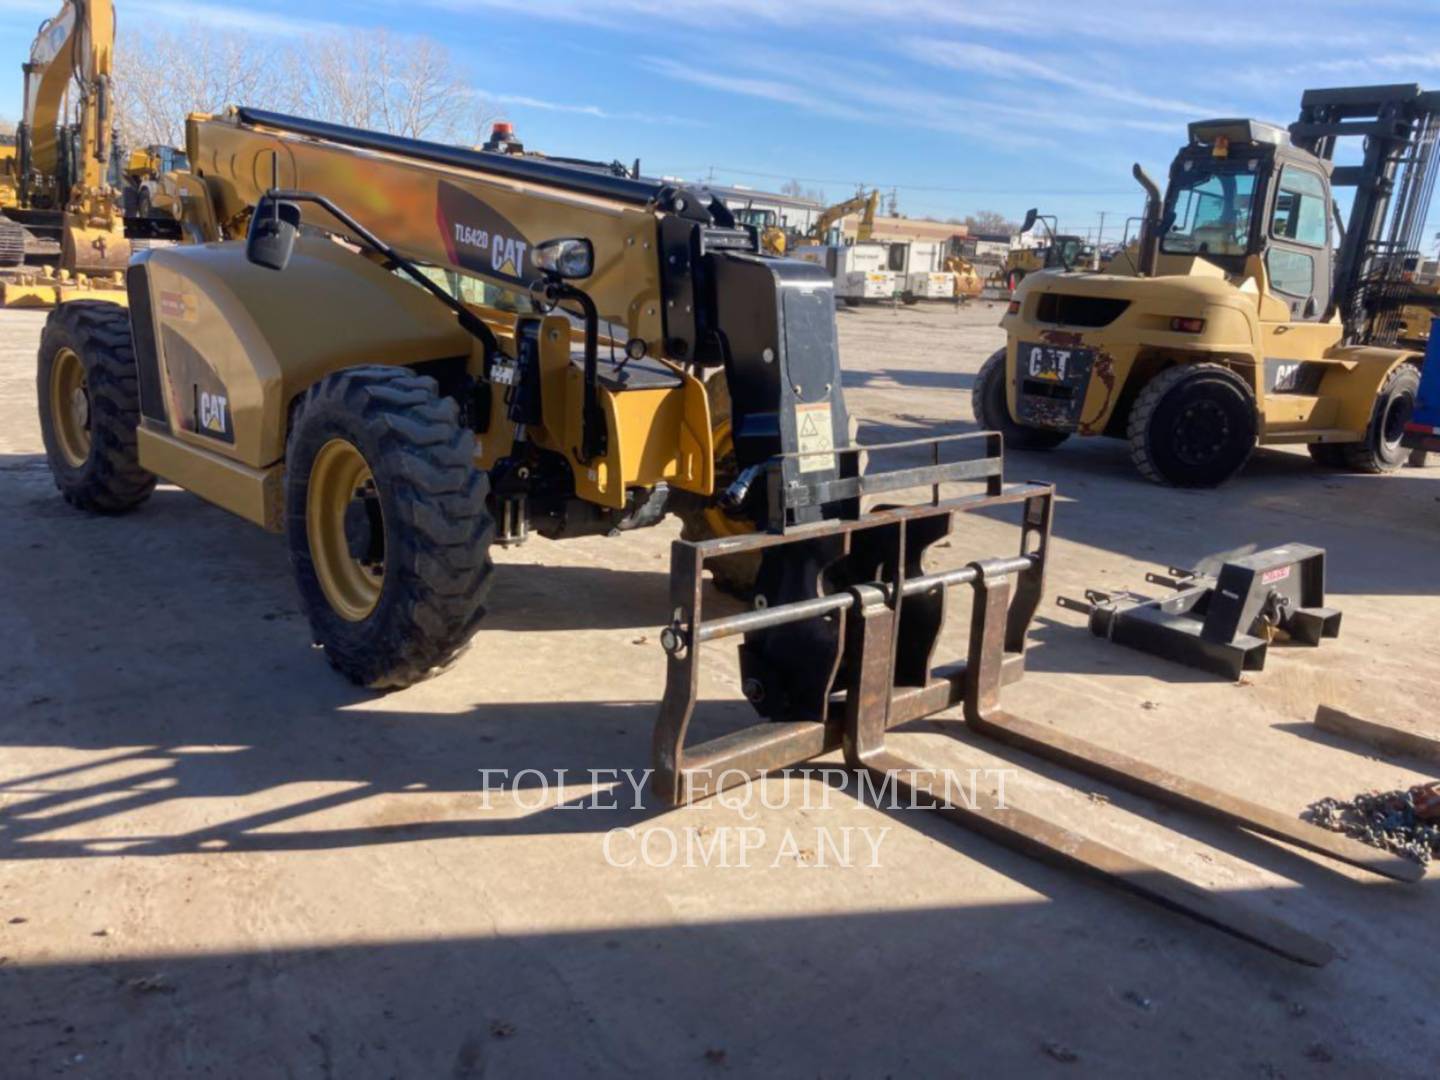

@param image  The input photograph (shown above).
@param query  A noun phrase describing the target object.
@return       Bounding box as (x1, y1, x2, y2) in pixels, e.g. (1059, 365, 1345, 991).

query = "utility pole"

(1097, 211, 1108, 248)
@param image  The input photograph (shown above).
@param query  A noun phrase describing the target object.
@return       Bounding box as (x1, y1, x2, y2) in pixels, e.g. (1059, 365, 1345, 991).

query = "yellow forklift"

(978, 84, 1438, 484)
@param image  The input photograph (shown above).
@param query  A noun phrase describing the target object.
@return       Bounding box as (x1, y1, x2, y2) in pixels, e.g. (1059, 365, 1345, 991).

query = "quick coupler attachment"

(1057, 543, 1341, 680)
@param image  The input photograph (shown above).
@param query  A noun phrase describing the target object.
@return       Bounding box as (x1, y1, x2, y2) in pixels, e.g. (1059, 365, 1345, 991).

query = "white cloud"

(900, 39, 1225, 117)
(481, 91, 700, 127)
(127, 1, 344, 36)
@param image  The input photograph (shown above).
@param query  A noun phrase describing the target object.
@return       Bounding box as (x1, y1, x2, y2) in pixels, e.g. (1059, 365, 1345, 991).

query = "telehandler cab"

(37, 107, 1421, 962)
(977, 84, 1439, 485)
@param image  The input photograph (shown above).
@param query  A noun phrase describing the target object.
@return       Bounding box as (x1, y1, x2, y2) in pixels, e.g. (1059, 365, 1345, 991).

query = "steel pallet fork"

(652, 437, 1420, 967)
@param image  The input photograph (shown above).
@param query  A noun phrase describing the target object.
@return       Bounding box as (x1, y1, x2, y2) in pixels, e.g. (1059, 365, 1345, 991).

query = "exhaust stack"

(1132, 163, 1162, 276)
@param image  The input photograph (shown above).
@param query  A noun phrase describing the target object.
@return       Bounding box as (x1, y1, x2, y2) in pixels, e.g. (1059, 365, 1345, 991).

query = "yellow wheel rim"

(703, 420, 756, 540)
(50, 346, 91, 468)
(307, 438, 385, 622)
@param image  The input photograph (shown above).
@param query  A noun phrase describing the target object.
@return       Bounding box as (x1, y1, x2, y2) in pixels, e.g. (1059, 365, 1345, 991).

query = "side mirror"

(1021, 207, 1038, 233)
(533, 236, 593, 280)
(246, 196, 302, 271)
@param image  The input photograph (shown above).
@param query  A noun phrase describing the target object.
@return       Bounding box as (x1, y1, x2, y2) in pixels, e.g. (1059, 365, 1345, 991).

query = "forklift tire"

(972, 348, 1069, 450)
(1128, 363, 1257, 487)
(286, 366, 495, 689)
(1305, 441, 1348, 468)
(1334, 362, 1420, 474)
(37, 301, 157, 513)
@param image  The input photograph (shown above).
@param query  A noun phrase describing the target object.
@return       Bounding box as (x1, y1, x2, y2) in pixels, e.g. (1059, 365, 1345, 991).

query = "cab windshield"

(1162, 159, 1259, 258)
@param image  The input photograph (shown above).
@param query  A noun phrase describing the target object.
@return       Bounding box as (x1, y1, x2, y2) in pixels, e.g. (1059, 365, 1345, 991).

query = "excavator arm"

(19, 0, 115, 207)
(11, 0, 125, 276)
(807, 189, 879, 244)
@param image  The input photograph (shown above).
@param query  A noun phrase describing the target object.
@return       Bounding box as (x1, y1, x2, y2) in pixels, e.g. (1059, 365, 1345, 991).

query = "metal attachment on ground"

(652, 447, 1417, 968)
(1057, 543, 1341, 679)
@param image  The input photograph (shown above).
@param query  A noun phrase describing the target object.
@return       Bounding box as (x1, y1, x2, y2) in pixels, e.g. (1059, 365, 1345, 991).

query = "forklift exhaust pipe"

(1132, 163, 1162, 276)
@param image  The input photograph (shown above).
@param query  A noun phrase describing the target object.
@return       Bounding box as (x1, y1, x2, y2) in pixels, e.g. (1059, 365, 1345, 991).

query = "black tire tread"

(38, 300, 156, 512)
(1127, 362, 1256, 486)
(287, 366, 495, 689)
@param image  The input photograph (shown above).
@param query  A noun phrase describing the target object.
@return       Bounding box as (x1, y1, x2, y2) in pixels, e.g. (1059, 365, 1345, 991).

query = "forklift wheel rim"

(307, 438, 384, 622)
(1381, 388, 1415, 448)
(50, 346, 91, 468)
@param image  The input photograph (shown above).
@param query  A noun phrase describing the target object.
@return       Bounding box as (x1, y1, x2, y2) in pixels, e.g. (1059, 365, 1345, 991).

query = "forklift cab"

(1161, 119, 1335, 321)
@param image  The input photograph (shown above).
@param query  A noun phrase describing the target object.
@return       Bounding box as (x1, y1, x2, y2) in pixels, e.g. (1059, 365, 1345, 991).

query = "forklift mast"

(1290, 84, 1440, 344)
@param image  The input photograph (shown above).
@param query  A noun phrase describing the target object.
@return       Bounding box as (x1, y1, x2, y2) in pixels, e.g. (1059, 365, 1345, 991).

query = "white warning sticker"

(795, 401, 835, 474)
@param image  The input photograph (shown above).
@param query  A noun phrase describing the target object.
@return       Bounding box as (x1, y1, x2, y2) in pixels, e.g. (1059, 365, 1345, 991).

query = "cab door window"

(1270, 167, 1328, 247)
(1265, 248, 1315, 297)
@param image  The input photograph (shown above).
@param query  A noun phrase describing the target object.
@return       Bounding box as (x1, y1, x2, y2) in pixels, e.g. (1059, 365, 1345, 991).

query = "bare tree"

(963, 210, 1017, 236)
(113, 26, 496, 150)
(780, 178, 827, 206)
(0, 116, 15, 138)
(115, 31, 287, 148)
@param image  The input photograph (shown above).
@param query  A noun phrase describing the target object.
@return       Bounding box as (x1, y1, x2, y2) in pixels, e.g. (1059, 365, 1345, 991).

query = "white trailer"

(884, 240, 956, 302)
(791, 242, 897, 304)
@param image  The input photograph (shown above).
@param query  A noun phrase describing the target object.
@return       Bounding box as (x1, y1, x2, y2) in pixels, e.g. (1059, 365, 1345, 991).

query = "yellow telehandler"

(977, 84, 1438, 485)
(35, 105, 1418, 962)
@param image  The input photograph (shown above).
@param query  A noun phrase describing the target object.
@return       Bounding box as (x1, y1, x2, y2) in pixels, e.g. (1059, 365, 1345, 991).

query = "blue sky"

(4, 0, 1440, 242)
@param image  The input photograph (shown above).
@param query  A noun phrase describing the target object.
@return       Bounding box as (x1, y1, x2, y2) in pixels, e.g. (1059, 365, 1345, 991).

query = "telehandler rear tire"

(286, 366, 495, 689)
(972, 348, 1069, 450)
(1335, 362, 1420, 474)
(37, 301, 157, 513)
(1127, 363, 1257, 487)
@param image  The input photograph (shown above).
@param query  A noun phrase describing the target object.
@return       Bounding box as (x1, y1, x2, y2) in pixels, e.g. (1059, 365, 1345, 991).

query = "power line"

(656, 162, 1138, 197)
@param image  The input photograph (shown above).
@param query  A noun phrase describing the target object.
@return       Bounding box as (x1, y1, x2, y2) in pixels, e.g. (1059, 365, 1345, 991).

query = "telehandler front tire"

(1127, 363, 1257, 487)
(37, 301, 156, 513)
(972, 348, 1069, 450)
(286, 366, 495, 689)
(1335, 362, 1420, 474)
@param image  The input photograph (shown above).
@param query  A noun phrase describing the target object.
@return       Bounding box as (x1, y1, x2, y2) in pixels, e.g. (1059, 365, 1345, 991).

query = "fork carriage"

(651, 433, 1419, 966)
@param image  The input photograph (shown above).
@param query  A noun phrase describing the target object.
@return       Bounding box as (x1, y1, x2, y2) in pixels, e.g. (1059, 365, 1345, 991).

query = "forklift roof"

(1187, 118, 1291, 149)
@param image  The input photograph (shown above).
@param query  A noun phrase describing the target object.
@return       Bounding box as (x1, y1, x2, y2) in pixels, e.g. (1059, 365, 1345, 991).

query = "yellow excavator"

(33, 102, 1422, 964)
(807, 189, 879, 245)
(2, 0, 132, 307)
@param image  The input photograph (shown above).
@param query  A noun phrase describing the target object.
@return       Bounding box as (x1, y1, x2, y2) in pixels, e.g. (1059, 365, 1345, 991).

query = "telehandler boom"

(978, 84, 1439, 485)
(37, 106, 1419, 963)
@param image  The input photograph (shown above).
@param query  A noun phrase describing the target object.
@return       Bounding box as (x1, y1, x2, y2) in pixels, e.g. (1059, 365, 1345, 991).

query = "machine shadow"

(7, 880, 1437, 1077)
